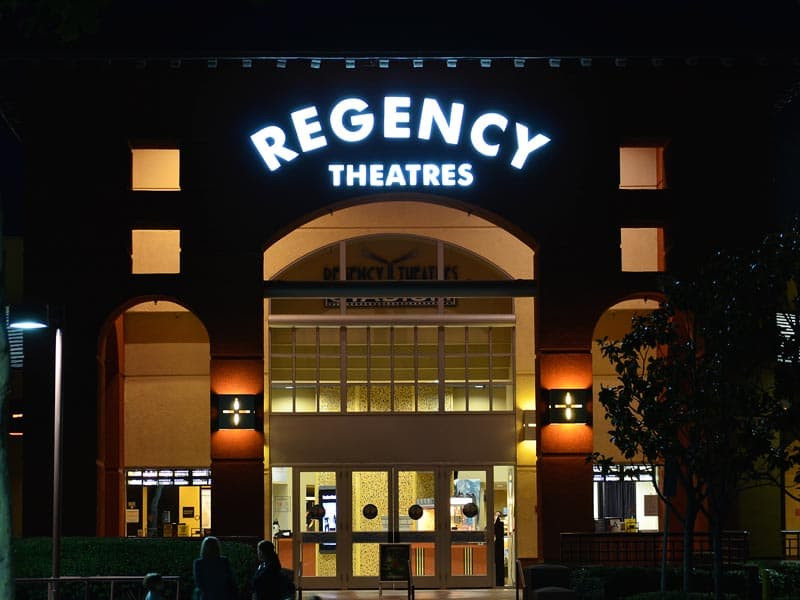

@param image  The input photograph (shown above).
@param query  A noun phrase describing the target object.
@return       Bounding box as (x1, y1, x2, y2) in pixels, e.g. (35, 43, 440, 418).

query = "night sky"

(0, 1, 799, 57)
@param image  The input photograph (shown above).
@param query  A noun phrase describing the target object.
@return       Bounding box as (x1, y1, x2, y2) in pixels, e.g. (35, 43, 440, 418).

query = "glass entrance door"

(295, 470, 339, 589)
(348, 468, 438, 588)
(446, 468, 491, 587)
(291, 466, 492, 589)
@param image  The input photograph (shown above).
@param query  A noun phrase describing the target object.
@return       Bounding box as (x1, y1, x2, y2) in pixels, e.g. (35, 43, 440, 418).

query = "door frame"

(291, 464, 496, 590)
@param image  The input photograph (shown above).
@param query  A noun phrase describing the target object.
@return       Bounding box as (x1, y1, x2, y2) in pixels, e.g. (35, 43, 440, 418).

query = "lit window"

(131, 148, 181, 191)
(619, 145, 665, 189)
(131, 229, 181, 274)
(620, 228, 665, 272)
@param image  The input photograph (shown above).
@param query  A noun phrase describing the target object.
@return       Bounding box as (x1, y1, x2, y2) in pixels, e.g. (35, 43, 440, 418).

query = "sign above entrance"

(249, 96, 551, 188)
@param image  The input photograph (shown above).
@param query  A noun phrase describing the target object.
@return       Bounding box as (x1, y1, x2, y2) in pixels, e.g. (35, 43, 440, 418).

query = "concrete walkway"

(299, 589, 518, 599)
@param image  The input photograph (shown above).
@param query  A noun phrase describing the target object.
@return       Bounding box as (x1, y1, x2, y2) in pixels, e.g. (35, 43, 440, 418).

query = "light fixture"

(480, 58, 491, 68)
(521, 410, 537, 441)
(9, 303, 63, 597)
(310, 58, 321, 69)
(345, 58, 356, 69)
(513, 58, 526, 68)
(241, 58, 252, 69)
(548, 58, 561, 68)
(207, 58, 218, 69)
(580, 57, 592, 68)
(276, 58, 287, 69)
(8, 303, 48, 329)
(216, 394, 258, 429)
(378, 58, 389, 69)
(446, 58, 457, 68)
(547, 389, 590, 424)
(412, 58, 423, 68)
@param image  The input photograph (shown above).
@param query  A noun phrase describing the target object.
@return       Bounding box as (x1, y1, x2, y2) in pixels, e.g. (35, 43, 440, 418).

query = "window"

(131, 148, 181, 191)
(593, 465, 659, 532)
(619, 145, 665, 190)
(620, 227, 665, 272)
(131, 229, 181, 274)
(269, 324, 514, 413)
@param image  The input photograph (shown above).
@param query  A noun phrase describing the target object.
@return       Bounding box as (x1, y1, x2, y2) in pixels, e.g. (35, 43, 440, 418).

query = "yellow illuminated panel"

(131, 229, 181, 274)
(619, 146, 665, 190)
(132, 148, 181, 191)
(620, 228, 665, 272)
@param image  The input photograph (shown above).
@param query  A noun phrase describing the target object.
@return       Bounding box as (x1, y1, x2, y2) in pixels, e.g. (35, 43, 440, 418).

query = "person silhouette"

(193, 536, 237, 599)
(494, 511, 505, 586)
(143, 572, 164, 600)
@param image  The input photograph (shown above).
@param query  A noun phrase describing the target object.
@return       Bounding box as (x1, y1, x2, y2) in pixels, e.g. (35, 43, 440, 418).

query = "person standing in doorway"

(494, 511, 505, 586)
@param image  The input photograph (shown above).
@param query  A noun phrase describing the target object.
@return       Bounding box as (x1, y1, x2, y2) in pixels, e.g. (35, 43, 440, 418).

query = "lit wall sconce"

(215, 394, 258, 429)
(521, 410, 537, 441)
(546, 389, 590, 424)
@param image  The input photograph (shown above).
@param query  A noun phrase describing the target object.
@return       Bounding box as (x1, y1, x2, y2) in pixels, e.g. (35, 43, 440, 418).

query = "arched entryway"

(591, 296, 662, 533)
(97, 299, 210, 537)
(263, 198, 537, 589)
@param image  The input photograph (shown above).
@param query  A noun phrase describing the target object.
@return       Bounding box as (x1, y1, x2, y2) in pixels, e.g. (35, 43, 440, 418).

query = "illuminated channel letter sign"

(249, 96, 551, 188)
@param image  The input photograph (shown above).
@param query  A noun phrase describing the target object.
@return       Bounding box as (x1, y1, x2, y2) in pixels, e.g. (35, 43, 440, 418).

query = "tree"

(759, 217, 800, 500)
(594, 244, 788, 600)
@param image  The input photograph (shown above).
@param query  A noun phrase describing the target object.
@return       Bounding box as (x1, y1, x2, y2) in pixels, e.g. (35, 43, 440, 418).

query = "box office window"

(619, 145, 666, 190)
(270, 325, 514, 413)
(132, 229, 181, 274)
(131, 148, 181, 191)
(620, 227, 665, 272)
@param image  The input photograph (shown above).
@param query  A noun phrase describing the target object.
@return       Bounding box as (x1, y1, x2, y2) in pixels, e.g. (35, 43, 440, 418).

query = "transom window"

(270, 325, 514, 413)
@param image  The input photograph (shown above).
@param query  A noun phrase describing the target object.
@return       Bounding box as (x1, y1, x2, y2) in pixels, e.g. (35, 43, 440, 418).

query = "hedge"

(13, 537, 259, 600)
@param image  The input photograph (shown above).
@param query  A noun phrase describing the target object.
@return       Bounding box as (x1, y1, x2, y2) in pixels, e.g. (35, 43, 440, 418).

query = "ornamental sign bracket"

(263, 279, 537, 298)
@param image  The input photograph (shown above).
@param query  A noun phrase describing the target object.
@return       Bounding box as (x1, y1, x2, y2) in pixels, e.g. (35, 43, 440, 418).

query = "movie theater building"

(5, 52, 797, 589)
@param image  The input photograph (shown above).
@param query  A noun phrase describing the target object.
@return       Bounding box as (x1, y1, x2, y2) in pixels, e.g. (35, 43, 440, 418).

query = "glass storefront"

(125, 468, 211, 537)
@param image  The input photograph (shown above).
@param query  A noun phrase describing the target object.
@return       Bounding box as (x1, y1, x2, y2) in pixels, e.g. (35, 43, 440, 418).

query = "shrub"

(13, 537, 258, 600)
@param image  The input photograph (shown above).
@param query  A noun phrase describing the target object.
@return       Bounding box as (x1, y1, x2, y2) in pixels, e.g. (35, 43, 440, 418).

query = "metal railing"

(15, 576, 181, 600)
(560, 531, 749, 568)
(782, 530, 800, 560)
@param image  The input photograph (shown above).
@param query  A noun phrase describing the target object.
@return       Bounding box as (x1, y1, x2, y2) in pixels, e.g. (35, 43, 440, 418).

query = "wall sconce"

(547, 389, 590, 424)
(521, 410, 537, 441)
(215, 394, 258, 429)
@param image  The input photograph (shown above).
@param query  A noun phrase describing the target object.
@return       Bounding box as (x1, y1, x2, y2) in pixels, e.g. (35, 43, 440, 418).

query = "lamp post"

(9, 306, 62, 600)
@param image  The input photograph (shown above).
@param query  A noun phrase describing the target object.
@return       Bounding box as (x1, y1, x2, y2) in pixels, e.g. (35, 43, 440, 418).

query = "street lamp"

(9, 304, 62, 600)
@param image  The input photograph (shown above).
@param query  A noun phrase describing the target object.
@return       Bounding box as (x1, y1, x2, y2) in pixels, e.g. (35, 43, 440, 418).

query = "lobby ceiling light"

(241, 58, 252, 69)
(446, 58, 457, 68)
(310, 58, 321, 69)
(548, 58, 561, 68)
(514, 58, 526, 68)
(412, 58, 423, 68)
(276, 58, 287, 69)
(480, 58, 492, 68)
(345, 58, 356, 69)
(379, 58, 389, 69)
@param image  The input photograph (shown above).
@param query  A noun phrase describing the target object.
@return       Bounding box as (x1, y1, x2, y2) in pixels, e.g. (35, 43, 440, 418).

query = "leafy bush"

(13, 537, 259, 600)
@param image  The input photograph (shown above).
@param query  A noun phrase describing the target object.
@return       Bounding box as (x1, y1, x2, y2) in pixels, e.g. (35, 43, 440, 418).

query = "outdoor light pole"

(50, 325, 63, 600)
(9, 306, 62, 600)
